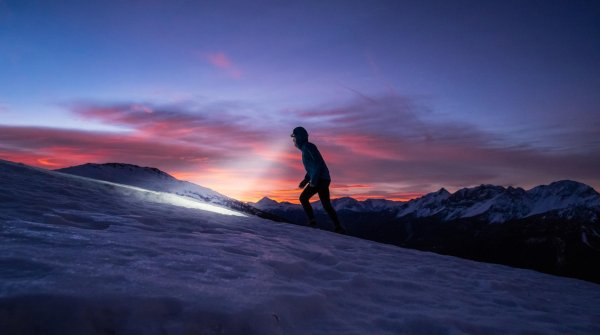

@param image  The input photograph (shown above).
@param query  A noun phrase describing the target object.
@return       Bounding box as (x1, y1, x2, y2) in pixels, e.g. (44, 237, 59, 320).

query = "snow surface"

(53, 167, 246, 217)
(1, 159, 600, 334)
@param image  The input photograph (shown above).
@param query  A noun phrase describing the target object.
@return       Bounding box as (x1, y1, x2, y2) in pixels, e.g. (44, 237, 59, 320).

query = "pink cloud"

(0, 126, 216, 170)
(204, 52, 243, 78)
(73, 103, 265, 153)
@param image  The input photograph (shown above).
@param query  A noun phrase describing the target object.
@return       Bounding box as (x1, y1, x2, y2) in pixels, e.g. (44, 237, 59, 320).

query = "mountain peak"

(529, 180, 599, 198)
(451, 184, 505, 200)
(548, 180, 597, 193)
(434, 187, 450, 196)
(56, 162, 189, 193)
(257, 196, 279, 206)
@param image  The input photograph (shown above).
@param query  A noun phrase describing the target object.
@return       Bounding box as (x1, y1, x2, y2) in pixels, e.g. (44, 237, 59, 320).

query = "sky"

(1, 0, 599, 202)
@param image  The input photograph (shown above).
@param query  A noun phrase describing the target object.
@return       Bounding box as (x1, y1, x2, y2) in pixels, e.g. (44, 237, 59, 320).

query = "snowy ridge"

(255, 196, 301, 212)
(332, 197, 401, 212)
(56, 163, 281, 220)
(254, 196, 402, 213)
(395, 188, 450, 218)
(410, 181, 600, 223)
(56, 163, 227, 203)
(528, 180, 600, 216)
(2, 158, 600, 334)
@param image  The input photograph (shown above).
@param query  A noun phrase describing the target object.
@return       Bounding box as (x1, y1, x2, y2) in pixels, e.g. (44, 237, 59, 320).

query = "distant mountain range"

(56, 163, 600, 283)
(253, 180, 600, 224)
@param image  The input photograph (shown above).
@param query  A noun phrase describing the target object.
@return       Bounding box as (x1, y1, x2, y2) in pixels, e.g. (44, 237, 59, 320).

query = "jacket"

(300, 141, 331, 186)
(295, 130, 331, 186)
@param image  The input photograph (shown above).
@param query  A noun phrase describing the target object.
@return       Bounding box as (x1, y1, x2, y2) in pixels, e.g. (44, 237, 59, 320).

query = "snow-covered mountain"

(528, 180, 600, 216)
(56, 163, 286, 222)
(254, 196, 402, 213)
(2, 158, 600, 334)
(57, 162, 222, 198)
(394, 181, 600, 223)
(331, 197, 401, 212)
(394, 188, 450, 218)
(257, 181, 600, 224)
(255, 196, 301, 212)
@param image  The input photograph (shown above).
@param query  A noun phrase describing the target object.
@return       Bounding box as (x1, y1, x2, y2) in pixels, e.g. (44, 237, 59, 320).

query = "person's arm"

(299, 173, 310, 188)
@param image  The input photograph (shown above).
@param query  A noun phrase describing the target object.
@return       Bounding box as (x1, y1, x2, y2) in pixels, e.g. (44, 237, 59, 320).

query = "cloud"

(204, 52, 243, 79)
(1, 95, 598, 203)
(0, 125, 214, 170)
(72, 102, 267, 155)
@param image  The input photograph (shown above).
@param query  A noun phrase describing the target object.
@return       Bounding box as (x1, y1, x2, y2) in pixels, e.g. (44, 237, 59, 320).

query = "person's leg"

(317, 180, 344, 232)
(300, 185, 319, 226)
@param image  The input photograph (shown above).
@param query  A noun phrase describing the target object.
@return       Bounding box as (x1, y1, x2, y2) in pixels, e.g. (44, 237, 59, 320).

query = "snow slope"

(55, 163, 226, 201)
(1, 159, 599, 334)
(56, 163, 283, 221)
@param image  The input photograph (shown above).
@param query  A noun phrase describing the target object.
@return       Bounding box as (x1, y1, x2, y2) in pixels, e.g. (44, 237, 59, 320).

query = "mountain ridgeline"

(55, 163, 287, 222)
(57, 163, 600, 283)
(255, 181, 600, 224)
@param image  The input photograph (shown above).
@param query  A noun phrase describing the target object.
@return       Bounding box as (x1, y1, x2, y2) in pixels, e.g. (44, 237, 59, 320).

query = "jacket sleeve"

(305, 144, 322, 186)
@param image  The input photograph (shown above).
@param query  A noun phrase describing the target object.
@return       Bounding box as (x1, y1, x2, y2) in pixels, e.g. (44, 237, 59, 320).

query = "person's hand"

(299, 180, 308, 188)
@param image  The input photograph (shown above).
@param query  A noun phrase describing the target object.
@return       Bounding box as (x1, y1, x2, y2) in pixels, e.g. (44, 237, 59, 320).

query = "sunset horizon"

(2, 1, 599, 203)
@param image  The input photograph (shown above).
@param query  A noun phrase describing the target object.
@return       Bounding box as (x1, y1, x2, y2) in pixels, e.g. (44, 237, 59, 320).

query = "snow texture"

(1, 159, 600, 334)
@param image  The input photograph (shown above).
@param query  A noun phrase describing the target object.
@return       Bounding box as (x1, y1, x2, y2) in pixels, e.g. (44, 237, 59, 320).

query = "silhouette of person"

(291, 126, 346, 234)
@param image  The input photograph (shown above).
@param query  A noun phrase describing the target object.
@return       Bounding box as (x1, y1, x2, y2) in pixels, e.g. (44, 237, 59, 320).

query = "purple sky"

(1, 0, 599, 202)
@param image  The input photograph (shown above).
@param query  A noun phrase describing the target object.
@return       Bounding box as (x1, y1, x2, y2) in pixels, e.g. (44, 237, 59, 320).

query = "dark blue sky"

(1, 0, 599, 201)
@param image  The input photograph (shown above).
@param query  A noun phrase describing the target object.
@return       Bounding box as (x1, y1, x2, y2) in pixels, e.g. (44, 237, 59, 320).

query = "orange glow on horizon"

(36, 158, 62, 167)
(1, 152, 423, 204)
(261, 193, 420, 204)
(153, 169, 424, 203)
